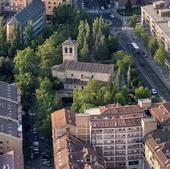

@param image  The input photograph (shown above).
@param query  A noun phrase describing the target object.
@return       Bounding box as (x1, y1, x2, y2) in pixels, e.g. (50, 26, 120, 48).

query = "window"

(81, 74, 83, 79)
(129, 161, 139, 166)
(69, 47, 72, 53)
(91, 75, 94, 79)
(81, 86, 84, 90)
(71, 74, 73, 77)
(64, 47, 68, 53)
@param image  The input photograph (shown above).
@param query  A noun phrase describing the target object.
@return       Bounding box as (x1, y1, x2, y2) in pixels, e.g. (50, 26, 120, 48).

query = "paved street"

(24, 115, 54, 169)
(113, 30, 170, 101)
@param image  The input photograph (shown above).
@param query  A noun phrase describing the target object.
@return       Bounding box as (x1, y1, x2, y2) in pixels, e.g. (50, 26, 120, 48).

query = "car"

(33, 134, 38, 141)
(33, 128, 38, 135)
(101, 6, 105, 10)
(152, 88, 157, 95)
(110, 14, 115, 18)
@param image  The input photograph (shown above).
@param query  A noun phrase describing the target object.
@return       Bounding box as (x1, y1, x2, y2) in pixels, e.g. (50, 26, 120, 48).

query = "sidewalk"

(127, 29, 170, 91)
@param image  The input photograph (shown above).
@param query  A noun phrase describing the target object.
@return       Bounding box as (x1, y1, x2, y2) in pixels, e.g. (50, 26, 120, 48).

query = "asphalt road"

(115, 31, 170, 101)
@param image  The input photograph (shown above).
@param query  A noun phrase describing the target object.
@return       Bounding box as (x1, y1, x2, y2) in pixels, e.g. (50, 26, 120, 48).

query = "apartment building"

(44, 0, 76, 16)
(53, 134, 105, 169)
(0, 81, 23, 169)
(51, 100, 158, 169)
(51, 108, 105, 169)
(144, 126, 170, 169)
(6, 0, 45, 41)
(141, 1, 170, 53)
(0, 0, 31, 14)
(52, 39, 114, 95)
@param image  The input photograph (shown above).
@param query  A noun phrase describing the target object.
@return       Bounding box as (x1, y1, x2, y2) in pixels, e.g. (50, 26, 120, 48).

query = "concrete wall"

(0, 133, 23, 155)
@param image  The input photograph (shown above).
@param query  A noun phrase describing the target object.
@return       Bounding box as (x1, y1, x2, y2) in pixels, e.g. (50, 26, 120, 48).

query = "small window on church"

(81, 74, 83, 79)
(69, 47, 72, 53)
(71, 74, 73, 77)
(91, 75, 94, 79)
(64, 47, 68, 53)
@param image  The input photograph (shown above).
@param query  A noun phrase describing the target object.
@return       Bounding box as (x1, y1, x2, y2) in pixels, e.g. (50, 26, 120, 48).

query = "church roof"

(62, 39, 77, 46)
(52, 60, 113, 74)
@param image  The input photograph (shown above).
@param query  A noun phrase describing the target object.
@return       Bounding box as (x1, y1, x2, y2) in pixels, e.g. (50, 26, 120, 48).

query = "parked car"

(152, 88, 157, 95)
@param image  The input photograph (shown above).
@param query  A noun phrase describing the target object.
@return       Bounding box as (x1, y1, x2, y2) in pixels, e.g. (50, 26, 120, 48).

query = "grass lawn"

(117, 7, 141, 16)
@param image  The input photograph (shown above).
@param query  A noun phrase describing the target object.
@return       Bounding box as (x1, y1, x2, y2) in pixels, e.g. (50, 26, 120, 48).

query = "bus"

(131, 42, 140, 54)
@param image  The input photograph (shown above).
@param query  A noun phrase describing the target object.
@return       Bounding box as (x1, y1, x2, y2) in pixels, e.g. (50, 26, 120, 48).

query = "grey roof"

(0, 81, 17, 102)
(0, 81, 22, 138)
(52, 61, 113, 74)
(14, 0, 44, 27)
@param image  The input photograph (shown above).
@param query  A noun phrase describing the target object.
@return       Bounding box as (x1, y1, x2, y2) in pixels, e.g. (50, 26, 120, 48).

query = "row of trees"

(134, 23, 167, 65)
(77, 17, 118, 61)
(71, 80, 150, 113)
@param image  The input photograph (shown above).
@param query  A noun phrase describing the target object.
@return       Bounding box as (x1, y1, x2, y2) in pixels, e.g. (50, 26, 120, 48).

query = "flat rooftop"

(142, 4, 170, 38)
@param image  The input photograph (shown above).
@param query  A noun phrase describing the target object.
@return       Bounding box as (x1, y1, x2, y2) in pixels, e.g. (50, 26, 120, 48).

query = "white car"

(152, 89, 157, 95)
(110, 14, 115, 18)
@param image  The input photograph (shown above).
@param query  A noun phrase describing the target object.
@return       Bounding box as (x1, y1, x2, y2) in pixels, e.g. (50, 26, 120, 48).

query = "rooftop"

(101, 104, 144, 115)
(52, 60, 113, 74)
(150, 102, 170, 123)
(54, 134, 105, 169)
(51, 108, 76, 129)
(91, 118, 141, 128)
(0, 81, 22, 138)
(12, 0, 44, 27)
(142, 3, 170, 38)
(62, 39, 77, 46)
(145, 127, 170, 169)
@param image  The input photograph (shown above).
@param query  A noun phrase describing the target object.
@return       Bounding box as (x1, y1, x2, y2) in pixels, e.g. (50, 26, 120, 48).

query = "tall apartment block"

(141, 0, 170, 55)
(6, 0, 45, 41)
(43, 0, 76, 16)
(0, 81, 23, 169)
(0, 0, 31, 14)
(51, 99, 158, 169)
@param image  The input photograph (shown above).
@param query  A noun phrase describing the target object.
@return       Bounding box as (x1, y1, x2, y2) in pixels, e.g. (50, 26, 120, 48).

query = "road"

(24, 114, 54, 169)
(89, 11, 170, 101)
(112, 29, 170, 101)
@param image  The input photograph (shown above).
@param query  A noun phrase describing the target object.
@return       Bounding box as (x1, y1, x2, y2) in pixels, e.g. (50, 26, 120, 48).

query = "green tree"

(77, 20, 85, 50)
(154, 44, 167, 65)
(80, 37, 89, 61)
(24, 21, 33, 47)
(14, 47, 38, 75)
(53, 5, 75, 25)
(128, 14, 138, 27)
(134, 23, 148, 44)
(148, 36, 159, 55)
(15, 72, 35, 96)
(35, 77, 54, 137)
(37, 38, 58, 77)
(11, 22, 21, 51)
(135, 86, 150, 100)
(0, 17, 6, 55)
(71, 80, 112, 113)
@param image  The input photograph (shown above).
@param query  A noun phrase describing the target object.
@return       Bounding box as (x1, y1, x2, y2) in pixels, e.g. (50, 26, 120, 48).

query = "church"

(52, 39, 115, 91)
